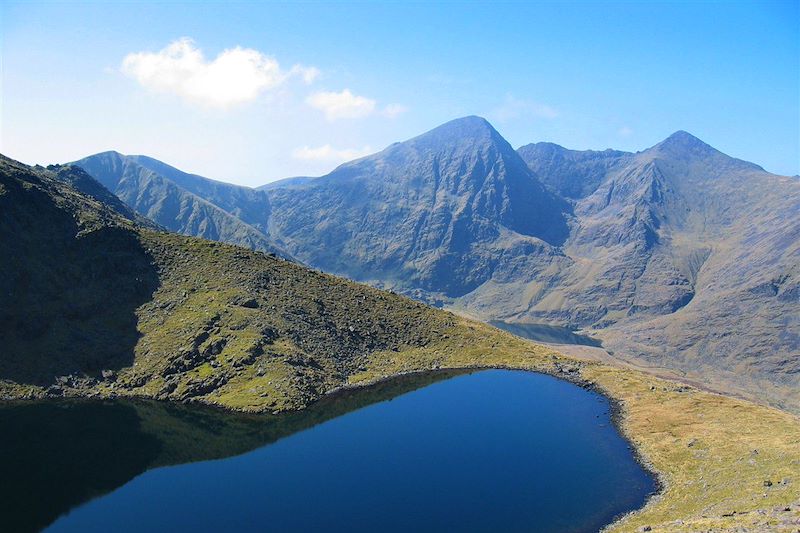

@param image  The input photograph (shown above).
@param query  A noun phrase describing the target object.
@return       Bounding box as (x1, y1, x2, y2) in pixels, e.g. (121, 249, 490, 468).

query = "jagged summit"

(88, 150, 124, 158)
(516, 142, 632, 199)
(663, 129, 706, 144)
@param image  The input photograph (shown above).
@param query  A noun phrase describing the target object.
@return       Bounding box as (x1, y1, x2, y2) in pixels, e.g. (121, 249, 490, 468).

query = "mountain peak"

(518, 141, 568, 156)
(91, 150, 125, 160)
(438, 115, 495, 132)
(654, 130, 716, 154)
(647, 131, 764, 171)
(409, 115, 501, 149)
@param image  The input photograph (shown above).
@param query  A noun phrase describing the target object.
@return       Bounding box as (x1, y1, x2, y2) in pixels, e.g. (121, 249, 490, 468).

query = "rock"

(45, 385, 64, 397)
(764, 480, 773, 487)
(237, 297, 259, 309)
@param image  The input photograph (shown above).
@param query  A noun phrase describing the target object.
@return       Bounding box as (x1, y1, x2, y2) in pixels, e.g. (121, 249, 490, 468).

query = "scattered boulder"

(229, 295, 259, 308)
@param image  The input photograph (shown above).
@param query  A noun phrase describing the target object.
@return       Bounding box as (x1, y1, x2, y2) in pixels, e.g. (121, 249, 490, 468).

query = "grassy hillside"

(1, 154, 798, 531)
(0, 155, 457, 411)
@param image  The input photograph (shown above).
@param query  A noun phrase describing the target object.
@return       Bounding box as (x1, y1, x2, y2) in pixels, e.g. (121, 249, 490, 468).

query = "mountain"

(265, 116, 571, 297)
(0, 154, 511, 412)
(73, 152, 289, 258)
(517, 142, 632, 199)
(70, 119, 800, 412)
(123, 154, 273, 233)
(504, 131, 800, 410)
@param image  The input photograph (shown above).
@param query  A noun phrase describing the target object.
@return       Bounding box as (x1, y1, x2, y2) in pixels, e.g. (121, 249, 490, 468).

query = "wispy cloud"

(290, 65, 321, 84)
(305, 89, 376, 120)
(381, 103, 408, 118)
(121, 38, 317, 109)
(489, 95, 559, 122)
(305, 89, 407, 121)
(292, 144, 373, 162)
(618, 126, 633, 137)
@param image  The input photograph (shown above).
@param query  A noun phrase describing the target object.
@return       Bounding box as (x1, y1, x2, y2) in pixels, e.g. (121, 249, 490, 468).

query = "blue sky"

(2, 1, 798, 185)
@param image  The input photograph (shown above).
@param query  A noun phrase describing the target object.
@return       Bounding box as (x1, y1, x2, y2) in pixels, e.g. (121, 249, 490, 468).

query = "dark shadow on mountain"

(0, 369, 469, 533)
(0, 170, 159, 385)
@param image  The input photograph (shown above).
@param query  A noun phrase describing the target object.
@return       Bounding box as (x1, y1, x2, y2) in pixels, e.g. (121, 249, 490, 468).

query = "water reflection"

(0, 370, 465, 533)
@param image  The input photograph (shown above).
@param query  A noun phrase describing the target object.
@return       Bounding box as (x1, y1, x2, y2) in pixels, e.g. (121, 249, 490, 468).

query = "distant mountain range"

(73, 117, 800, 412)
(74, 152, 291, 259)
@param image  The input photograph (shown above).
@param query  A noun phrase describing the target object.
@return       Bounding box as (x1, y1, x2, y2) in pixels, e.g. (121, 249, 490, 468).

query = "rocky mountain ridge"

(74, 151, 289, 258)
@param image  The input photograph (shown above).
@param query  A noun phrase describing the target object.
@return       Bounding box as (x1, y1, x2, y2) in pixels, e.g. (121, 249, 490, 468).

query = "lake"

(490, 321, 603, 347)
(1, 370, 654, 532)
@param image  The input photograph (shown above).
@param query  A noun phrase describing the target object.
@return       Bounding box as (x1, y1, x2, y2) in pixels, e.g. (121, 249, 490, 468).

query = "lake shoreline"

(3, 318, 799, 531)
(328, 364, 665, 531)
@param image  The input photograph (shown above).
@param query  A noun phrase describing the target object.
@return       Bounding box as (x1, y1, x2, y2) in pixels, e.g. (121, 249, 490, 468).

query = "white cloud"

(290, 64, 321, 84)
(381, 103, 408, 118)
(618, 126, 633, 137)
(489, 95, 559, 122)
(292, 144, 373, 162)
(121, 38, 317, 108)
(305, 89, 376, 120)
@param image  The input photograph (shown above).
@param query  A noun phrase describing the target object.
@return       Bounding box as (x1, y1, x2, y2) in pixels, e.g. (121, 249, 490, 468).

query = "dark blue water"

(35, 370, 653, 533)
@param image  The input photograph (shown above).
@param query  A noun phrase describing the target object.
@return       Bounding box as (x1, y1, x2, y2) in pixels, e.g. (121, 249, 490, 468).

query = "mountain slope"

(499, 132, 800, 410)
(73, 152, 288, 258)
(0, 154, 474, 411)
(124, 154, 273, 234)
(517, 142, 632, 199)
(265, 116, 571, 297)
